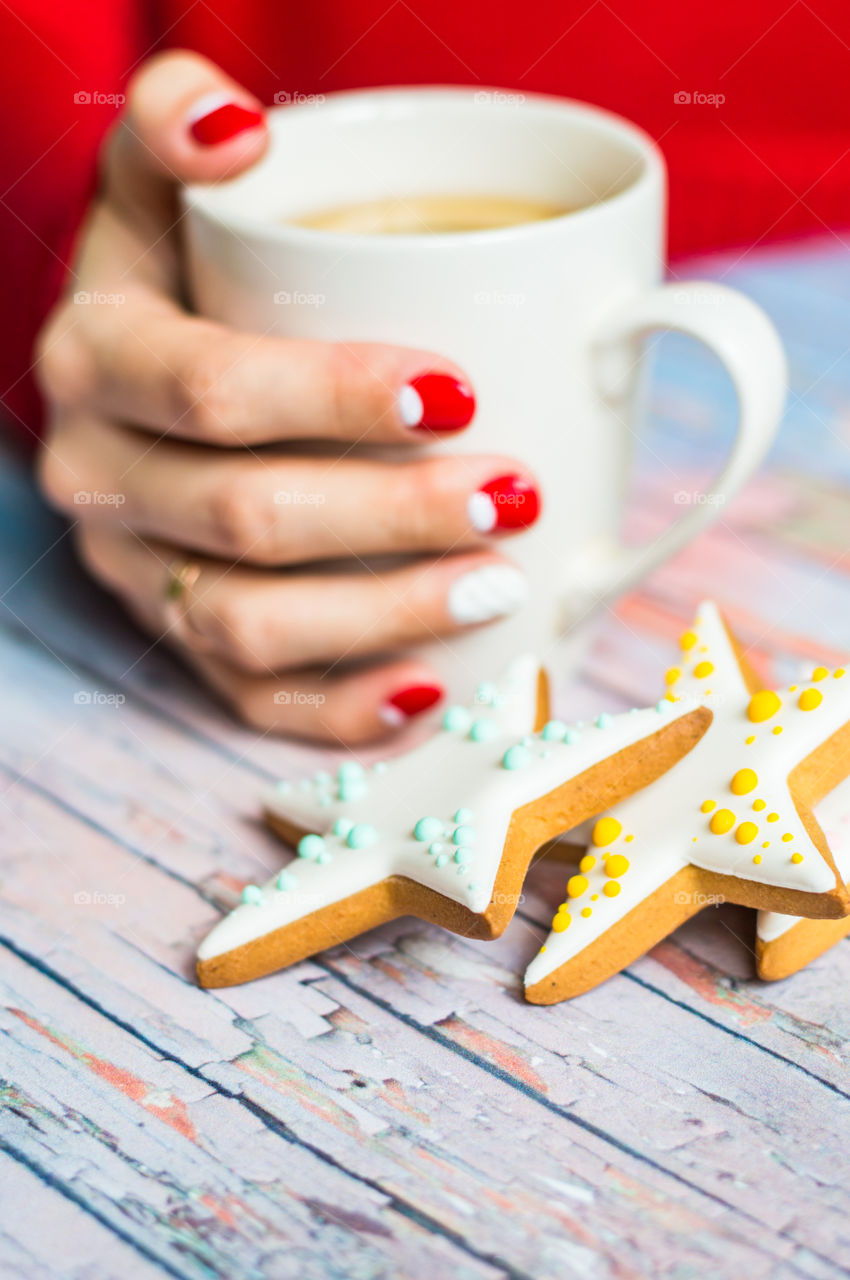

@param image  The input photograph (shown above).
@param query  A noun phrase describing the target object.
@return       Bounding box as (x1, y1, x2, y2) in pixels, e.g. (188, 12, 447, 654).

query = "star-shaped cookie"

(524, 602, 850, 1004)
(755, 744, 850, 980)
(197, 657, 710, 987)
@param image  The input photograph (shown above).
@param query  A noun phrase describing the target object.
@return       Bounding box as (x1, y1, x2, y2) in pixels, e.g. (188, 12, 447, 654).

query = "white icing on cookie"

(197, 654, 701, 963)
(757, 771, 850, 942)
(525, 602, 850, 989)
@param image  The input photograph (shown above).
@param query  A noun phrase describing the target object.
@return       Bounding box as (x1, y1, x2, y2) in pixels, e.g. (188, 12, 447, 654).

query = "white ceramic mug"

(184, 87, 786, 700)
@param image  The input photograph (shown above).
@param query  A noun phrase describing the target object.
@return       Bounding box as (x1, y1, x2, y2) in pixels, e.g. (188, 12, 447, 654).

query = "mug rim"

(183, 85, 665, 250)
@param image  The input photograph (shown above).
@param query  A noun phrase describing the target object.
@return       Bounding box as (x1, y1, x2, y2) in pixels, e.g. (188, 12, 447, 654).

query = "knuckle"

(73, 525, 113, 585)
(396, 458, 456, 546)
(36, 421, 87, 515)
(35, 306, 96, 408)
(208, 473, 273, 558)
(211, 598, 271, 675)
(176, 337, 245, 440)
(327, 344, 383, 437)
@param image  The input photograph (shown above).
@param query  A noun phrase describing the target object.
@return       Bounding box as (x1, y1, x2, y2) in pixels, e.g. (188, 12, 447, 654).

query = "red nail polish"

(400, 372, 475, 432)
(381, 683, 444, 725)
(474, 474, 541, 531)
(190, 102, 264, 146)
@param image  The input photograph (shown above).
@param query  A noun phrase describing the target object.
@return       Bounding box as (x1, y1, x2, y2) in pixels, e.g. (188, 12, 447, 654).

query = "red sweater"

(4, 0, 850, 436)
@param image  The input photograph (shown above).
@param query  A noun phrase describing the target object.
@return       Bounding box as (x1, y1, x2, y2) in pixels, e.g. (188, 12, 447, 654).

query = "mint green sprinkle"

(564, 728, 582, 745)
(414, 816, 443, 842)
(297, 833, 325, 860)
(316, 850, 333, 864)
(435, 853, 449, 868)
(454, 848, 470, 864)
(346, 823, 377, 849)
(656, 699, 671, 714)
(373, 761, 388, 774)
(468, 717, 497, 742)
(502, 744, 531, 770)
(541, 719, 567, 742)
(333, 817, 353, 838)
(276, 870, 296, 891)
(442, 705, 471, 733)
(338, 761, 365, 782)
(428, 841, 444, 856)
(453, 807, 473, 824)
(453, 825, 475, 846)
(274, 780, 291, 794)
(314, 770, 331, 785)
(241, 885, 263, 905)
(596, 713, 613, 729)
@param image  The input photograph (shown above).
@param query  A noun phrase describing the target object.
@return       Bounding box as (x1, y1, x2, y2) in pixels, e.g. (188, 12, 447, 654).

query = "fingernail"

(468, 474, 541, 532)
(398, 372, 476, 432)
(447, 564, 527, 625)
(188, 93, 264, 146)
(380, 683, 444, 726)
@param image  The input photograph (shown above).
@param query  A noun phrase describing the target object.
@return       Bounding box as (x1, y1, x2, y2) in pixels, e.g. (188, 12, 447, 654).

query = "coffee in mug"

(289, 193, 571, 235)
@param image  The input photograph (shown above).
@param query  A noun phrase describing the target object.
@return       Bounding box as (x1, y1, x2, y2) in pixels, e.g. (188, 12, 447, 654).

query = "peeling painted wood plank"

(0, 948, 506, 1280)
(0, 782, 845, 1276)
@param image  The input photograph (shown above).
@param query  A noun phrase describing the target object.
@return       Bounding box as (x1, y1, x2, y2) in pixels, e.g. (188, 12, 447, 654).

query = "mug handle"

(561, 281, 787, 617)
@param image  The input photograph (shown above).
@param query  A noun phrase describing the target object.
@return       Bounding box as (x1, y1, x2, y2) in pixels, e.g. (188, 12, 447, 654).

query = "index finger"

(69, 290, 476, 445)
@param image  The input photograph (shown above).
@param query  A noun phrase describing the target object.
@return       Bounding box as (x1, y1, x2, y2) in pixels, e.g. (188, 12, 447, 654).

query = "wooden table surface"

(2, 240, 850, 1280)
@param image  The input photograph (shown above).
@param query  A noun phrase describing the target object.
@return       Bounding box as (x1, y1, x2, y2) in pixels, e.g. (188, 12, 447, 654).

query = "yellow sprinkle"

(704, 689, 713, 695)
(789, 685, 798, 692)
(591, 893, 599, 901)
(540, 945, 547, 952)
(579, 854, 597, 873)
(581, 907, 592, 918)
(753, 854, 762, 865)
(812, 666, 828, 681)
(567, 875, 588, 898)
(731, 768, 758, 795)
(798, 688, 823, 711)
(692, 836, 698, 842)
(605, 854, 630, 878)
(592, 817, 623, 847)
(772, 725, 783, 735)
(762, 841, 770, 848)
(745, 735, 756, 745)
(791, 853, 804, 864)
(694, 660, 714, 678)
(767, 813, 779, 823)
(835, 668, 845, 678)
(624, 834, 634, 843)
(701, 799, 716, 813)
(753, 799, 766, 811)
(603, 881, 621, 897)
(552, 912, 571, 932)
(680, 630, 697, 650)
(747, 690, 781, 723)
(735, 821, 759, 845)
(710, 808, 736, 835)
(781, 833, 793, 843)
(665, 667, 681, 685)
(666, 691, 679, 703)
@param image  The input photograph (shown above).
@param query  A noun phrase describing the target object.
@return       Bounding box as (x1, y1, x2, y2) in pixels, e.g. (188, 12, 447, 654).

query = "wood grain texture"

(3, 240, 850, 1278)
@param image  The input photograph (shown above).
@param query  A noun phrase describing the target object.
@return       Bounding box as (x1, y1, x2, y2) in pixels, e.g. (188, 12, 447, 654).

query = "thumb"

(104, 50, 268, 211)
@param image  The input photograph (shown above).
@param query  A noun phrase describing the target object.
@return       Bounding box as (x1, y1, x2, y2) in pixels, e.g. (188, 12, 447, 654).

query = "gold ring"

(162, 558, 213, 652)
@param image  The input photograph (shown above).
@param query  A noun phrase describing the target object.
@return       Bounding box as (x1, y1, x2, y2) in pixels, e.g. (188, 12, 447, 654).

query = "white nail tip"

(467, 491, 498, 533)
(447, 565, 528, 625)
(185, 91, 238, 126)
(398, 384, 424, 428)
(378, 703, 406, 728)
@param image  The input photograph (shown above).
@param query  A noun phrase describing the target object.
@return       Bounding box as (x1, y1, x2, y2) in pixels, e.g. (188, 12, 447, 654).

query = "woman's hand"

(35, 52, 540, 743)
